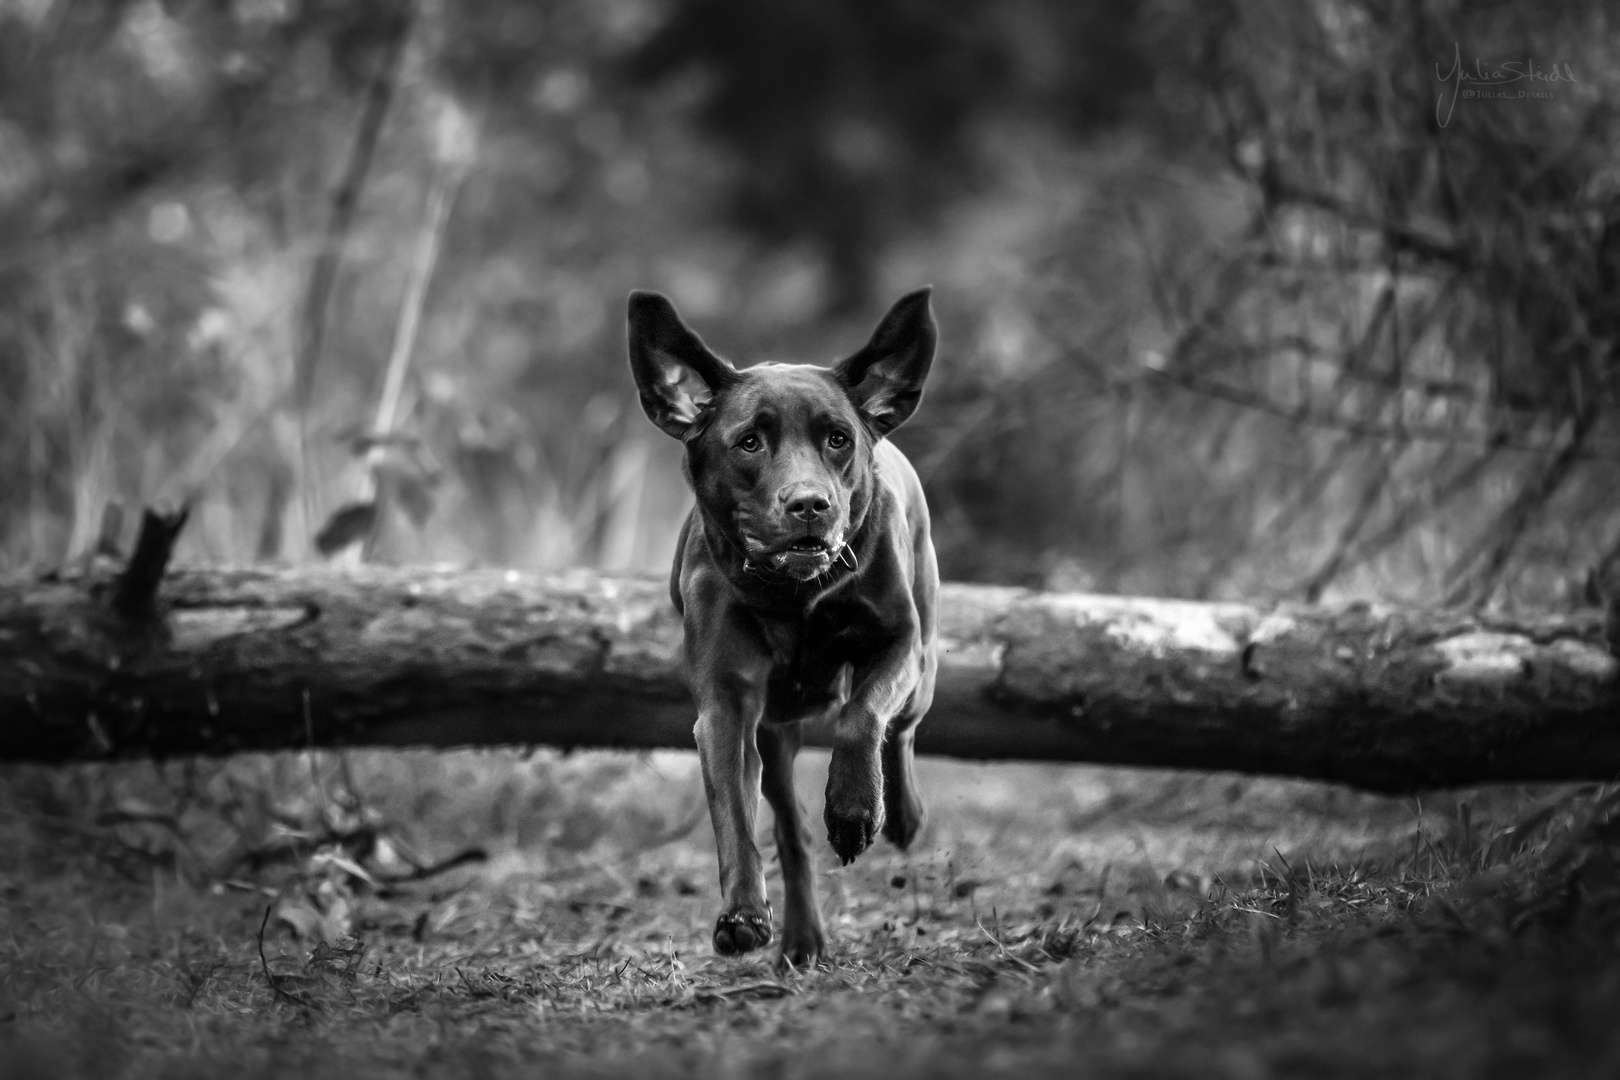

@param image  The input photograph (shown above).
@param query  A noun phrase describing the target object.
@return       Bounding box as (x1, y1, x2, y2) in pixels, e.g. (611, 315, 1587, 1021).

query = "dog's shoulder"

(872, 439, 931, 546)
(670, 513, 694, 615)
(867, 439, 938, 637)
(670, 511, 734, 617)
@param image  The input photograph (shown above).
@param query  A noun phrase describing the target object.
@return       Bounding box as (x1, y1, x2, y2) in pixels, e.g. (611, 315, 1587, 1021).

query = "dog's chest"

(755, 601, 887, 717)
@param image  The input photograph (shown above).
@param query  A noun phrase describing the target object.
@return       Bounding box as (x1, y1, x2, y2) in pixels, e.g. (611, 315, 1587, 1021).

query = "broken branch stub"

(111, 505, 190, 620)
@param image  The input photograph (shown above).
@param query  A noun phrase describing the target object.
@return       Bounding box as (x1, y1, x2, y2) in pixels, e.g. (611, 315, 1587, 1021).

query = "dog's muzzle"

(745, 534, 858, 582)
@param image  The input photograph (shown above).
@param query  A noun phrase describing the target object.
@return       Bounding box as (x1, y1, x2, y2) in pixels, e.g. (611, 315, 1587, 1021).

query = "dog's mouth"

(753, 533, 840, 581)
(785, 536, 831, 555)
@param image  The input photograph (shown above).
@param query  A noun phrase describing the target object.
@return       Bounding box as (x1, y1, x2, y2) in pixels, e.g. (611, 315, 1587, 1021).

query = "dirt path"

(3, 754, 1616, 1078)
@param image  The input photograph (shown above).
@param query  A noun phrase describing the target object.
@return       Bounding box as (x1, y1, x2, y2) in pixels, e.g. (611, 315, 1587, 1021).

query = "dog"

(627, 287, 940, 967)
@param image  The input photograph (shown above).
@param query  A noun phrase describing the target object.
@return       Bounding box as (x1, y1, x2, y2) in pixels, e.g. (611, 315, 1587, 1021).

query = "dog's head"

(628, 288, 936, 582)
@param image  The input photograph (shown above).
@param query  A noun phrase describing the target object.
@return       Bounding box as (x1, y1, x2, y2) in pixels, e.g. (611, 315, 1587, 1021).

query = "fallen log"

(1, 563, 1617, 791)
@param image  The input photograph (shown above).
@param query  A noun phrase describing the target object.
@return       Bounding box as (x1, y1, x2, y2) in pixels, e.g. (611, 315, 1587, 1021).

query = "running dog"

(627, 288, 940, 967)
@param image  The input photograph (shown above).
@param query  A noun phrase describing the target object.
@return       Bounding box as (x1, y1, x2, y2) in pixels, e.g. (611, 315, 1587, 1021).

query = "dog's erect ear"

(627, 291, 739, 440)
(834, 287, 937, 438)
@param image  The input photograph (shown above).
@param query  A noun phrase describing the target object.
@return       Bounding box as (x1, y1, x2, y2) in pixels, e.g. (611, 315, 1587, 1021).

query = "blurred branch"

(1262, 170, 1471, 270)
(320, 97, 473, 562)
(292, 2, 417, 413)
(1200, 281, 1406, 590)
(1589, 528, 1620, 595)
(1144, 366, 1619, 459)
(1442, 410, 1597, 607)
(158, 359, 287, 509)
(275, 3, 416, 563)
(912, 396, 1001, 485)
(373, 114, 470, 440)
(1299, 441, 1408, 603)
(1196, 433, 1362, 598)
(1317, 444, 1507, 594)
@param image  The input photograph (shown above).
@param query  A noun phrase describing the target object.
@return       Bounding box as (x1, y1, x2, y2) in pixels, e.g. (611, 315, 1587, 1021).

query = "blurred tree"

(622, 0, 1153, 312)
(4, 0, 1617, 612)
(1151, 0, 1620, 604)
(903, 0, 1620, 605)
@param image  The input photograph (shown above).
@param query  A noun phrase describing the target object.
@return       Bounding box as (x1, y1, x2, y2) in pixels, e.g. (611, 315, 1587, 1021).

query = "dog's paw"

(825, 806, 879, 865)
(713, 907, 773, 956)
(825, 748, 884, 864)
(776, 918, 827, 971)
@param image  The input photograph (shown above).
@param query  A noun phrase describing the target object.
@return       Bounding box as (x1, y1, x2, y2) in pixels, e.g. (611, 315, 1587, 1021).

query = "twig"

(390, 848, 488, 883)
(689, 980, 795, 1003)
(975, 919, 1040, 972)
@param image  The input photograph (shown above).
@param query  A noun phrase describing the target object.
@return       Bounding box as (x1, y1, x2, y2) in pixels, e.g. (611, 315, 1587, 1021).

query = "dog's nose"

(782, 487, 832, 521)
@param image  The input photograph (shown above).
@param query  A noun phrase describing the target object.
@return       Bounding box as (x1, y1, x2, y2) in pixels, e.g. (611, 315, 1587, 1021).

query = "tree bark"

(2, 565, 1616, 791)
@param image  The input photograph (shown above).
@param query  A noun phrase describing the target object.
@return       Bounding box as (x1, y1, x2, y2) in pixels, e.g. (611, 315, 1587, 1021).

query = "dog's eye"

(736, 433, 762, 452)
(827, 431, 850, 450)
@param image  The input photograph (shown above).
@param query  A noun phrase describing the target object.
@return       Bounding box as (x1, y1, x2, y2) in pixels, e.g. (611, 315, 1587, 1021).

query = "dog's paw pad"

(713, 910, 773, 955)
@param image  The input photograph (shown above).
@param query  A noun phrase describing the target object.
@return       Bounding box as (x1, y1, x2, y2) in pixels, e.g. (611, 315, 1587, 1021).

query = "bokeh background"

(3, 0, 1618, 606)
(7, 7, 1620, 1074)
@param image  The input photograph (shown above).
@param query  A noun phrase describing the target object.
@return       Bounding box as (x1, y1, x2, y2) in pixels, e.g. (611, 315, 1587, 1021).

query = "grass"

(2, 751, 1618, 1079)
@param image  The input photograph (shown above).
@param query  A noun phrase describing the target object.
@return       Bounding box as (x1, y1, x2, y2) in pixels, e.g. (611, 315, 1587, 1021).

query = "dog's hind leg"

(880, 651, 935, 851)
(880, 709, 926, 851)
(758, 722, 826, 968)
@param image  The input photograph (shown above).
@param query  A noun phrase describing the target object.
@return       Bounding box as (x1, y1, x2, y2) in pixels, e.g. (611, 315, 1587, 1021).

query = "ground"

(2, 749, 1618, 1079)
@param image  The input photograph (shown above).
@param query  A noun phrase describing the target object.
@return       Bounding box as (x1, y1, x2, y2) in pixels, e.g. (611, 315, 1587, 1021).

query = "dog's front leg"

(696, 676, 771, 952)
(825, 640, 921, 864)
(759, 721, 825, 968)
